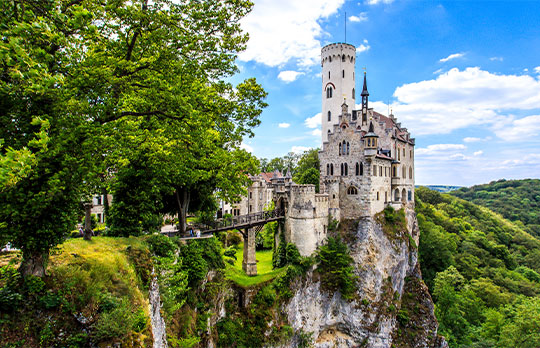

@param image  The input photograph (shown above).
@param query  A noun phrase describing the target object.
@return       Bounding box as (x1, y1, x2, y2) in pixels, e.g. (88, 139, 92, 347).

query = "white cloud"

(371, 67, 540, 136)
(473, 150, 483, 156)
(493, 115, 540, 141)
(278, 123, 290, 128)
(304, 113, 321, 128)
(366, 0, 394, 4)
(501, 153, 540, 167)
(291, 146, 312, 154)
(239, 0, 346, 67)
(463, 136, 491, 143)
(311, 129, 322, 136)
(439, 53, 464, 63)
(278, 70, 304, 83)
(489, 57, 504, 62)
(240, 143, 253, 153)
(524, 68, 529, 72)
(349, 12, 368, 22)
(535, 66, 540, 74)
(356, 39, 370, 53)
(416, 144, 466, 156)
(433, 68, 444, 75)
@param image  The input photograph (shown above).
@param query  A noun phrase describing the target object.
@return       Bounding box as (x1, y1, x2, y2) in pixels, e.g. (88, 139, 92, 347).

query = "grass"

(224, 243, 286, 288)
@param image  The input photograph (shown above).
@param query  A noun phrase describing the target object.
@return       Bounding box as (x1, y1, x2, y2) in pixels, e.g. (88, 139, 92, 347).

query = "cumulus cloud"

(356, 39, 370, 53)
(278, 71, 304, 83)
(240, 143, 253, 153)
(304, 113, 321, 128)
(239, 0, 345, 67)
(291, 146, 312, 154)
(416, 144, 466, 156)
(349, 12, 368, 22)
(439, 53, 464, 63)
(278, 123, 290, 128)
(463, 136, 491, 143)
(535, 66, 540, 74)
(493, 115, 540, 141)
(372, 67, 540, 136)
(473, 150, 483, 156)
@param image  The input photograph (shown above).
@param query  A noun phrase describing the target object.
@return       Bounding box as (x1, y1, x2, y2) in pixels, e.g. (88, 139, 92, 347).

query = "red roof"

(260, 172, 278, 183)
(376, 153, 393, 161)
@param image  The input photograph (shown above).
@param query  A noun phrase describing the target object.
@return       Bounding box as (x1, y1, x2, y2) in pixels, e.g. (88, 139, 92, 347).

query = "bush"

(316, 237, 357, 299)
(0, 266, 22, 311)
(223, 247, 237, 260)
(146, 234, 177, 257)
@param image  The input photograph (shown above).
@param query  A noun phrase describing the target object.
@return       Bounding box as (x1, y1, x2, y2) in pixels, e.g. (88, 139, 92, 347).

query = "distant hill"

(416, 185, 462, 193)
(451, 179, 540, 238)
(416, 187, 540, 347)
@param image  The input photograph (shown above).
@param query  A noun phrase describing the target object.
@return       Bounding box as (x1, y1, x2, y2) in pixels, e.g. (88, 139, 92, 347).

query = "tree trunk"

(175, 187, 190, 234)
(84, 202, 93, 240)
(19, 250, 49, 277)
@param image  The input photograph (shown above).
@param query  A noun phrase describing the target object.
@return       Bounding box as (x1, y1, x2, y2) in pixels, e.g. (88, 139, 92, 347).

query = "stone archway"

(394, 188, 400, 202)
(401, 188, 407, 203)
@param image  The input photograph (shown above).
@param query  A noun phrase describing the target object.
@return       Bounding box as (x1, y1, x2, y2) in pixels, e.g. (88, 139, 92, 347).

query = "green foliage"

(296, 167, 320, 193)
(451, 179, 540, 237)
(416, 187, 540, 347)
(146, 234, 177, 258)
(316, 237, 357, 300)
(223, 247, 237, 260)
(179, 238, 224, 286)
(0, 265, 22, 311)
(256, 221, 276, 250)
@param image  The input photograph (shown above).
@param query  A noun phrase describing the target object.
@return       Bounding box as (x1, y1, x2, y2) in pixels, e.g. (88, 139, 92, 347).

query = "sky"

(231, 0, 540, 187)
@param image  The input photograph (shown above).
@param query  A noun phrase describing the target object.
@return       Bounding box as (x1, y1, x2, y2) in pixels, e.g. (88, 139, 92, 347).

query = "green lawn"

(224, 243, 286, 287)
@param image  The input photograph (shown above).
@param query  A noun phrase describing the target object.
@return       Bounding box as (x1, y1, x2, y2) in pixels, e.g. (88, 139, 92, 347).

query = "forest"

(417, 186, 540, 348)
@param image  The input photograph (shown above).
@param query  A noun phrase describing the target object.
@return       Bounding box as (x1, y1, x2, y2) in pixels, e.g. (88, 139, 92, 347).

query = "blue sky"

(232, 0, 540, 186)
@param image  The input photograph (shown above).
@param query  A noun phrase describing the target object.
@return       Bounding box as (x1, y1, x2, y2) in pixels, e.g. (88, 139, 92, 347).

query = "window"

(377, 192, 379, 201)
(328, 111, 331, 121)
(352, 88, 355, 99)
(373, 165, 377, 176)
(249, 192, 252, 199)
(341, 163, 344, 176)
(360, 162, 363, 175)
(330, 163, 334, 175)
(410, 150, 412, 158)
(329, 56, 332, 62)
(403, 148, 405, 157)
(355, 162, 359, 175)
(385, 167, 387, 177)
(408, 190, 412, 201)
(327, 164, 330, 175)
(379, 166, 382, 176)
(402, 166, 406, 179)
(96, 195, 102, 205)
(328, 71, 330, 79)
(326, 86, 333, 98)
(97, 213, 102, 223)
(409, 167, 413, 179)
(347, 186, 358, 195)
(344, 163, 348, 175)
(398, 151, 400, 161)
(342, 55, 346, 62)
(393, 166, 397, 177)
(342, 70, 345, 78)
(249, 205, 252, 212)
(347, 142, 350, 155)
(339, 143, 342, 155)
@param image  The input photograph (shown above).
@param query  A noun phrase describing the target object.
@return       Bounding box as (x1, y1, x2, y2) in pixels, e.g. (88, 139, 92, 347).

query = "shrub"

(316, 237, 357, 299)
(0, 266, 22, 311)
(146, 234, 177, 257)
(223, 247, 237, 260)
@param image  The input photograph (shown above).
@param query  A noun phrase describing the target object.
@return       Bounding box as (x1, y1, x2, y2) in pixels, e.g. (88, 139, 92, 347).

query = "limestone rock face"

(284, 205, 447, 348)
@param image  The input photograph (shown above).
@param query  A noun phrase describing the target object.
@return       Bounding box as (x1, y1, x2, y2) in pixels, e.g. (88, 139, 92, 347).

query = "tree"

(0, 0, 265, 276)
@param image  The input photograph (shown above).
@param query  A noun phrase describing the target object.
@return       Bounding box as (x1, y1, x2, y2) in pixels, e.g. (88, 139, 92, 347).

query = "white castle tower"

(321, 43, 357, 142)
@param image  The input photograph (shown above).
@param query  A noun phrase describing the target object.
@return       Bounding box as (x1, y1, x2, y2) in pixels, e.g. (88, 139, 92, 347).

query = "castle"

(221, 42, 416, 257)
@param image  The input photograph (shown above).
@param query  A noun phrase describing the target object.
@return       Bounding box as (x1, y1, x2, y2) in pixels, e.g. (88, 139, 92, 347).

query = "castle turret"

(321, 43, 356, 142)
(363, 121, 378, 157)
(361, 71, 369, 125)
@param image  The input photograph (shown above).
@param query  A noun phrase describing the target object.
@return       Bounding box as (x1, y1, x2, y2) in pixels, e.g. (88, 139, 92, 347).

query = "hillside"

(451, 179, 540, 237)
(416, 187, 540, 347)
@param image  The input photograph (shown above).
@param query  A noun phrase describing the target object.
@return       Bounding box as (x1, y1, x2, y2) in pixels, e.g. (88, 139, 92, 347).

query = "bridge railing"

(195, 208, 285, 232)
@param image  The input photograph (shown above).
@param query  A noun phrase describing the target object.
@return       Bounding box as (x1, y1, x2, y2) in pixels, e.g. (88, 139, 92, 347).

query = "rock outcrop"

(284, 205, 447, 348)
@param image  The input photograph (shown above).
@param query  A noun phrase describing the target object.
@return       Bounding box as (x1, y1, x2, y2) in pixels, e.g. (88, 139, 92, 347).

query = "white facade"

(321, 43, 357, 142)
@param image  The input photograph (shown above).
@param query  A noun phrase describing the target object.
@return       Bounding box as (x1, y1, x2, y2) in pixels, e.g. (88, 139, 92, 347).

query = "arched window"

(402, 188, 407, 203)
(342, 55, 346, 62)
(342, 70, 345, 78)
(347, 142, 350, 155)
(379, 166, 382, 176)
(344, 163, 348, 175)
(339, 143, 342, 155)
(326, 86, 333, 98)
(360, 162, 363, 175)
(409, 167, 413, 179)
(402, 166, 406, 179)
(377, 192, 380, 201)
(347, 186, 358, 195)
(373, 165, 377, 176)
(328, 130, 331, 134)
(328, 71, 330, 79)
(330, 163, 334, 175)
(352, 88, 355, 99)
(355, 162, 359, 176)
(408, 190, 412, 201)
(326, 164, 330, 175)
(328, 111, 331, 121)
(340, 163, 344, 176)
(329, 56, 332, 62)
(394, 189, 400, 201)
(393, 166, 397, 177)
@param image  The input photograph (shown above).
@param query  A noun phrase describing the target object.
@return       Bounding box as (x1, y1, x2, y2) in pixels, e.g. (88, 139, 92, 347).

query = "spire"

(368, 121, 374, 133)
(361, 71, 369, 96)
(285, 168, 292, 179)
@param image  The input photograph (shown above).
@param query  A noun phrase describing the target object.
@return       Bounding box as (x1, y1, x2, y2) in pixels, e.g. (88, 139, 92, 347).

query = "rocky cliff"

(284, 205, 448, 348)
